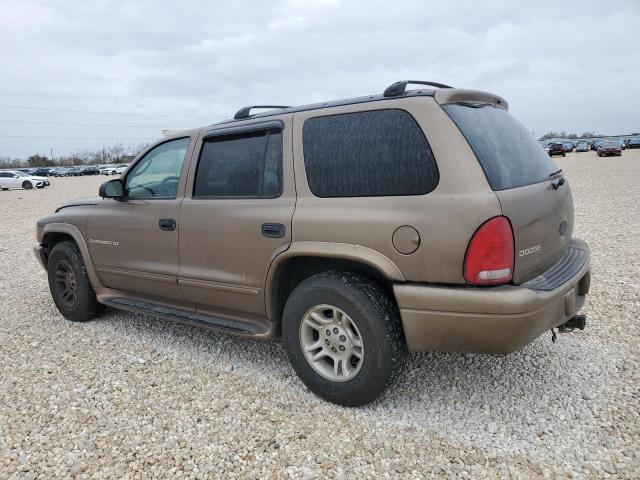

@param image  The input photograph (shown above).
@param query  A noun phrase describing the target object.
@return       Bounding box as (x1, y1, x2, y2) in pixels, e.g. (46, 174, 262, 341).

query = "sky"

(0, 0, 639, 160)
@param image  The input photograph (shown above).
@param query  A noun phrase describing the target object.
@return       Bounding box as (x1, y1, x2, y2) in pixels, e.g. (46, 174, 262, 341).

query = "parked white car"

(0, 170, 49, 190)
(101, 165, 128, 175)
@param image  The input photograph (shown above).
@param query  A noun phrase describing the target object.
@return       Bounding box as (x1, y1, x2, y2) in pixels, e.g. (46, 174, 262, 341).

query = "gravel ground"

(1, 153, 639, 479)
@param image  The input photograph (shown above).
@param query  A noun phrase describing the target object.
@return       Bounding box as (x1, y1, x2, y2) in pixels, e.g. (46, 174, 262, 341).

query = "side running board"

(102, 297, 264, 336)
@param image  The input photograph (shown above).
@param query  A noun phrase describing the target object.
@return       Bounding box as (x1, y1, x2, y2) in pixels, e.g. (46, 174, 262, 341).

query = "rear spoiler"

(434, 89, 508, 111)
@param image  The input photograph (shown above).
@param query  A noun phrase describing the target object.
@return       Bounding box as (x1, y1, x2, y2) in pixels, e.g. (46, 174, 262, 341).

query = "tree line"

(538, 131, 603, 140)
(0, 142, 149, 168)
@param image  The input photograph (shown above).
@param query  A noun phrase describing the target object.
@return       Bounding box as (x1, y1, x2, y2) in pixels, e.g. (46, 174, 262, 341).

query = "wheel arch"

(41, 223, 103, 289)
(265, 242, 405, 335)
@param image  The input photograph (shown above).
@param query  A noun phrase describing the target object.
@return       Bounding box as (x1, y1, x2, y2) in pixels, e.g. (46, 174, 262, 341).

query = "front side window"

(125, 137, 190, 199)
(193, 128, 282, 198)
(302, 109, 438, 197)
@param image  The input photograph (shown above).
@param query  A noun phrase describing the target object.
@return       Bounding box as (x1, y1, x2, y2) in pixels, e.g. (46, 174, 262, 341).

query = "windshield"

(443, 104, 558, 191)
(14, 171, 28, 177)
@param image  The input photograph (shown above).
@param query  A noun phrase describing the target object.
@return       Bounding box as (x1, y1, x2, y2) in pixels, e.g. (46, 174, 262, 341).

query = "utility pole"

(50, 148, 54, 163)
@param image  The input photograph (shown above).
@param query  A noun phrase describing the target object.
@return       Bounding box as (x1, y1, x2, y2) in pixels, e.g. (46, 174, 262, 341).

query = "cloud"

(0, 0, 639, 157)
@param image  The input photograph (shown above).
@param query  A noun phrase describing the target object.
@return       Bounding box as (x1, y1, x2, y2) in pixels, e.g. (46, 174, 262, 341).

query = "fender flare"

(42, 223, 103, 289)
(264, 241, 405, 320)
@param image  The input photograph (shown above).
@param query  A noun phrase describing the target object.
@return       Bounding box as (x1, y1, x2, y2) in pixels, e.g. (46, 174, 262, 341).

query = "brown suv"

(34, 80, 591, 406)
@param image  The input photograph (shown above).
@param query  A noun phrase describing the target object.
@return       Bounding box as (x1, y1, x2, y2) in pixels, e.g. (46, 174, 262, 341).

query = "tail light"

(464, 216, 514, 286)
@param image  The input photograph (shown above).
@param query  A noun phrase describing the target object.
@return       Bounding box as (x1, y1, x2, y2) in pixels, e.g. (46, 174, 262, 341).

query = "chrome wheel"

(299, 304, 364, 382)
(53, 259, 78, 308)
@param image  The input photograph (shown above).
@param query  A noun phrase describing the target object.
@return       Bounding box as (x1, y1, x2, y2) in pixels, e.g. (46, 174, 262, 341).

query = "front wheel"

(22, 181, 33, 189)
(282, 271, 407, 406)
(47, 241, 105, 322)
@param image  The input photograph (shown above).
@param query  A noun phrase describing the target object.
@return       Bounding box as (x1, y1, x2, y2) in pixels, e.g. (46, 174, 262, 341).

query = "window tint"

(442, 104, 557, 191)
(193, 129, 282, 198)
(125, 137, 190, 198)
(302, 109, 438, 197)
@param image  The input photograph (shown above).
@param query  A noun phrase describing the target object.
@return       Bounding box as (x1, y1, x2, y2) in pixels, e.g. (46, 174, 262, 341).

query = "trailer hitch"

(551, 314, 586, 343)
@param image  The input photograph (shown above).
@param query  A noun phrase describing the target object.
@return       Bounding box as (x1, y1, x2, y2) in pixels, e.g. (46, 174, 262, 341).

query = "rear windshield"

(443, 104, 557, 191)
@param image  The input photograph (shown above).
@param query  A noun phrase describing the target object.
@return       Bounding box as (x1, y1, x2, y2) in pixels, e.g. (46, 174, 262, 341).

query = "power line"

(0, 145, 144, 152)
(0, 134, 155, 140)
(0, 119, 195, 128)
(0, 103, 225, 118)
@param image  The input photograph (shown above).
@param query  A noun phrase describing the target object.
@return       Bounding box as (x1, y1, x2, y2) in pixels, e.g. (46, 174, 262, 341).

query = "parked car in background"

(575, 141, 589, 152)
(563, 142, 574, 153)
(625, 138, 640, 149)
(79, 165, 101, 175)
(30, 167, 51, 177)
(0, 170, 49, 190)
(50, 167, 70, 177)
(101, 164, 128, 175)
(64, 167, 81, 176)
(546, 142, 566, 157)
(597, 141, 622, 157)
(591, 139, 604, 151)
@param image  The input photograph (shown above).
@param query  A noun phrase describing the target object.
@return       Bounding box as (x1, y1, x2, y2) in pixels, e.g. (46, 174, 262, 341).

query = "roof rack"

(383, 80, 453, 97)
(234, 105, 290, 120)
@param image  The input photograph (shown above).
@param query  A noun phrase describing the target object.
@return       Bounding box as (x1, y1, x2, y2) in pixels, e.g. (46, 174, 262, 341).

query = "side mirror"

(99, 179, 124, 199)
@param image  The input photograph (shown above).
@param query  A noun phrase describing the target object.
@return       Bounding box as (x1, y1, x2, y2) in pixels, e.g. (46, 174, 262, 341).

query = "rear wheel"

(282, 271, 406, 406)
(47, 241, 105, 322)
(22, 181, 33, 189)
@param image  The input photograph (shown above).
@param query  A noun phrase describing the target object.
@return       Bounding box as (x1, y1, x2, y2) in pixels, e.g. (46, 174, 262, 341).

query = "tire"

(47, 241, 105, 322)
(562, 153, 566, 157)
(282, 271, 407, 406)
(22, 181, 33, 189)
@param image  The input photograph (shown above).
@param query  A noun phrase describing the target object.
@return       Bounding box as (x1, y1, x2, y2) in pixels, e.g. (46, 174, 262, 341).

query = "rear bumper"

(394, 239, 591, 354)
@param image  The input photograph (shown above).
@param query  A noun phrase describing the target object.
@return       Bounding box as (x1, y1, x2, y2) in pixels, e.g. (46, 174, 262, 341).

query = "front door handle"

(261, 223, 285, 238)
(159, 218, 177, 231)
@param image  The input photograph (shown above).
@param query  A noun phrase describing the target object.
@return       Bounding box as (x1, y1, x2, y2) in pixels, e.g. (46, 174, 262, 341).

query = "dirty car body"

(34, 80, 591, 406)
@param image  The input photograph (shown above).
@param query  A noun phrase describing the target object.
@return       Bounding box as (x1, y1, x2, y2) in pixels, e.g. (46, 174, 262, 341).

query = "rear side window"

(194, 129, 282, 198)
(443, 104, 557, 191)
(302, 109, 438, 197)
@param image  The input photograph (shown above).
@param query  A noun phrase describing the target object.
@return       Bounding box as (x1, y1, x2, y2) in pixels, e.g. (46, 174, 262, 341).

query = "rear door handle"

(159, 218, 177, 231)
(261, 223, 285, 238)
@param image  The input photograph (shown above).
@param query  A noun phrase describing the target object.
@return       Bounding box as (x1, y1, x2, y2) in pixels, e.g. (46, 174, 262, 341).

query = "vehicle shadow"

(88, 306, 620, 454)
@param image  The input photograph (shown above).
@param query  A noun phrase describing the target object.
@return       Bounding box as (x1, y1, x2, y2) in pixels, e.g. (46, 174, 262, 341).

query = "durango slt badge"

(519, 245, 541, 257)
(89, 239, 119, 246)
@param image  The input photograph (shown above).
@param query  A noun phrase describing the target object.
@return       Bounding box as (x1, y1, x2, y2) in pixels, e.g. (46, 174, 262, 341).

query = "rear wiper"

(549, 168, 563, 177)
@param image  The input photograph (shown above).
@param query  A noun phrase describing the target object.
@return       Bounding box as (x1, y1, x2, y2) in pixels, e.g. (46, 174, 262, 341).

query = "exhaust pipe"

(559, 314, 586, 333)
